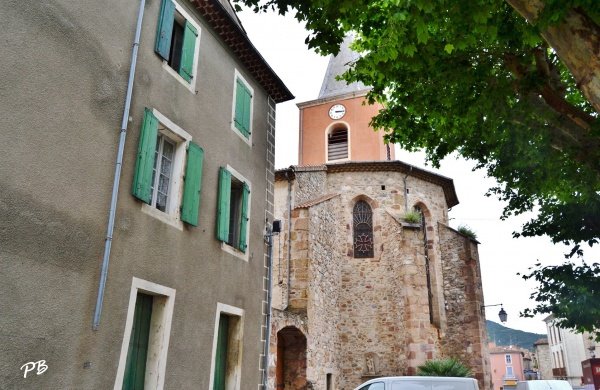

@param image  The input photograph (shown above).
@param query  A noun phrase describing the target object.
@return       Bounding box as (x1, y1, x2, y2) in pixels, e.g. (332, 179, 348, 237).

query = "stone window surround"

(346, 194, 380, 259)
(208, 303, 245, 390)
(325, 120, 351, 163)
(230, 69, 254, 147)
(159, 0, 202, 93)
(113, 277, 176, 390)
(140, 108, 192, 231)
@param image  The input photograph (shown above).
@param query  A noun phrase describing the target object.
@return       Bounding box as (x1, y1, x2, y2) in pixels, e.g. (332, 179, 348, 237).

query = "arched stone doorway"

(276, 326, 307, 389)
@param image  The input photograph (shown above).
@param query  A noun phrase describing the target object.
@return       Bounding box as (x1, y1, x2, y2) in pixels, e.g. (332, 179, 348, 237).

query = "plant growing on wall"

(457, 225, 477, 239)
(417, 357, 473, 377)
(402, 210, 421, 224)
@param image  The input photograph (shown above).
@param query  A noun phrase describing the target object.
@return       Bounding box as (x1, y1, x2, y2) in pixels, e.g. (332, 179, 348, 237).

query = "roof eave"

(275, 161, 460, 208)
(191, 0, 294, 103)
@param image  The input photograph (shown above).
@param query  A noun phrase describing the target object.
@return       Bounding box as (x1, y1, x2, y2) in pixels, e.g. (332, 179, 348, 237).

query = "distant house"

(489, 343, 527, 390)
(544, 315, 600, 387)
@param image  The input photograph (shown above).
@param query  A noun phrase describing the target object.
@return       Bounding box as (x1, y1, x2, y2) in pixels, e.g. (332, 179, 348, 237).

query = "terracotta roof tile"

(190, 0, 293, 103)
(534, 338, 549, 345)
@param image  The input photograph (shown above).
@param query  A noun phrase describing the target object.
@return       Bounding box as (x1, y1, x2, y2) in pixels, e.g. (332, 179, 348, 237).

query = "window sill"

(162, 61, 196, 94)
(142, 203, 184, 231)
(230, 122, 252, 147)
(326, 157, 351, 163)
(221, 242, 248, 262)
(401, 222, 422, 229)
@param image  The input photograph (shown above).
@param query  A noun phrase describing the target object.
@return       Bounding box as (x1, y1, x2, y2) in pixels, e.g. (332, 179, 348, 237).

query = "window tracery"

(353, 201, 374, 258)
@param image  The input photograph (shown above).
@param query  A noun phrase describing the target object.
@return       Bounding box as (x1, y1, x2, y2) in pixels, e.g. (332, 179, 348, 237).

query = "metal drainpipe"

(93, 0, 145, 330)
(283, 170, 292, 310)
(403, 166, 413, 212)
(262, 224, 274, 390)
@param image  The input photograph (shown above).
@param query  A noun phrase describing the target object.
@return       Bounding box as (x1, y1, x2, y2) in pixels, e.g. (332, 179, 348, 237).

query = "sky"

(236, 7, 598, 336)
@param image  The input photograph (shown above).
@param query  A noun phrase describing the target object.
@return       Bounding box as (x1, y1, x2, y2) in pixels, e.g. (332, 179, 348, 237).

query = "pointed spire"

(318, 35, 368, 99)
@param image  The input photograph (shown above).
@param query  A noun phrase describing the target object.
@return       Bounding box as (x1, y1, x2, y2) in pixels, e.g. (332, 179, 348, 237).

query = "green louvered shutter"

(241, 85, 252, 136)
(132, 108, 159, 202)
(238, 182, 250, 252)
(216, 168, 231, 242)
(122, 293, 153, 390)
(234, 78, 251, 138)
(155, 0, 175, 60)
(180, 142, 204, 226)
(213, 314, 229, 390)
(179, 21, 198, 83)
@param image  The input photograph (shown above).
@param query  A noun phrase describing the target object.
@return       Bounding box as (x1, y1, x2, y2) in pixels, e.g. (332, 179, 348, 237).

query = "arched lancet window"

(328, 125, 348, 161)
(353, 200, 374, 258)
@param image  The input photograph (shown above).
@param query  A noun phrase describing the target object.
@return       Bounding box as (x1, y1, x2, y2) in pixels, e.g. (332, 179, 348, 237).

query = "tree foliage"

(520, 262, 600, 340)
(417, 358, 473, 377)
(235, 0, 600, 254)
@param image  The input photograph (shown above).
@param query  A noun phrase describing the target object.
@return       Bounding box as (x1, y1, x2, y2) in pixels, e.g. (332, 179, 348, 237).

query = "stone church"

(266, 37, 491, 390)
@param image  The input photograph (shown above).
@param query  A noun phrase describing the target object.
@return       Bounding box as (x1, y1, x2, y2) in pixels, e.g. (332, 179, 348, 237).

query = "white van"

(515, 380, 573, 390)
(352, 376, 480, 390)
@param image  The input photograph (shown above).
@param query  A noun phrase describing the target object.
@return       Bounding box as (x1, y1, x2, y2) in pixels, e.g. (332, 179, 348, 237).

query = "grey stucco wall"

(1, 0, 275, 388)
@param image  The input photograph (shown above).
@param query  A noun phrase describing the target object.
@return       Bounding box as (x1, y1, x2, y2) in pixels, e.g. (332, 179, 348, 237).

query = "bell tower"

(297, 36, 394, 165)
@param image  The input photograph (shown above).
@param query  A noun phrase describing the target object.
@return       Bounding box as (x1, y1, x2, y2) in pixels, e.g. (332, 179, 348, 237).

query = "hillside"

(487, 320, 547, 351)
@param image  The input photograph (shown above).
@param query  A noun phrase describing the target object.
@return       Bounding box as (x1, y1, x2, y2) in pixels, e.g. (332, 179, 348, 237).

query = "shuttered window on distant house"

(155, 0, 199, 83)
(328, 127, 348, 161)
(216, 167, 250, 252)
(132, 108, 204, 226)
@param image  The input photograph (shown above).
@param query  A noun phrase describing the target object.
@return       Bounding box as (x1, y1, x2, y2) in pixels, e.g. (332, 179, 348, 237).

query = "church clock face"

(328, 104, 346, 119)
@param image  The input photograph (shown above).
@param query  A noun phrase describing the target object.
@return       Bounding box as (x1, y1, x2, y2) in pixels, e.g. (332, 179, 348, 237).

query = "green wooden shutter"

(234, 78, 252, 138)
(179, 21, 198, 83)
(216, 168, 231, 242)
(180, 142, 204, 226)
(241, 85, 252, 136)
(132, 108, 159, 202)
(234, 78, 245, 133)
(123, 293, 153, 390)
(238, 182, 250, 252)
(213, 314, 230, 390)
(155, 0, 175, 60)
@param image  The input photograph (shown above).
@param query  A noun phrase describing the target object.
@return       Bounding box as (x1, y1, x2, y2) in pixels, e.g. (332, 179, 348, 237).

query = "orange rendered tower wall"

(297, 92, 394, 166)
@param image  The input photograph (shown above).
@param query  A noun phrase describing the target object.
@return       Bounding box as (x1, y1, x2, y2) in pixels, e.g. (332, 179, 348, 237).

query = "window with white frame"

(506, 366, 514, 377)
(114, 278, 176, 390)
(210, 303, 244, 390)
(150, 136, 175, 212)
(231, 71, 253, 142)
(216, 166, 250, 255)
(132, 108, 204, 227)
(155, 0, 201, 87)
(505, 354, 512, 364)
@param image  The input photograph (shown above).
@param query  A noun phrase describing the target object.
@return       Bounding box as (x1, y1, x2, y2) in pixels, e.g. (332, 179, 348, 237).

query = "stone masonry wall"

(535, 343, 552, 380)
(271, 168, 490, 390)
(268, 189, 343, 390)
(294, 169, 327, 205)
(439, 224, 491, 389)
(305, 198, 344, 388)
(325, 171, 447, 389)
